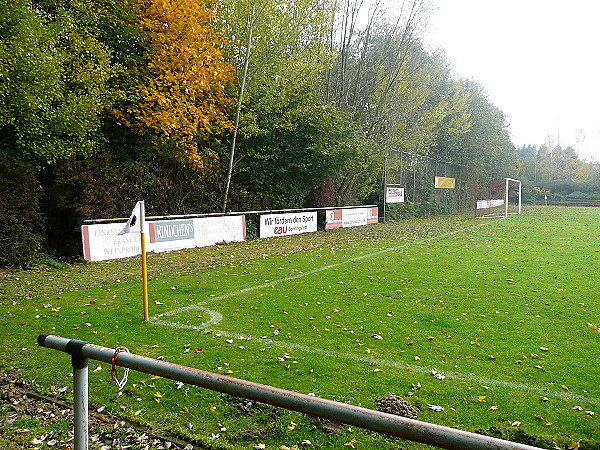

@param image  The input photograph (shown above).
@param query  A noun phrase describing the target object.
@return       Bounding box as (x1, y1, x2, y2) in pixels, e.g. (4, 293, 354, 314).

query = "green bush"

(0, 164, 44, 267)
(565, 191, 590, 200)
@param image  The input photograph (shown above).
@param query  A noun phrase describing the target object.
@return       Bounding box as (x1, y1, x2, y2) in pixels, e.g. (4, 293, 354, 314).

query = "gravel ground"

(0, 370, 204, 449)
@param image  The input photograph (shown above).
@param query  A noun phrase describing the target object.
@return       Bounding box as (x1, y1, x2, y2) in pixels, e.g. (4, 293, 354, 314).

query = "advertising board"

(82, 215, 246, 262)
(259, 212, 317, 238)
(434, 176, 456, 189)
(325, 207, 378, 230)
(385, 186, 405, 203)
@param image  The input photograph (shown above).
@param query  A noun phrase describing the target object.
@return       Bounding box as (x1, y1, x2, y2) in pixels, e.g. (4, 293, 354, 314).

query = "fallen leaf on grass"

(431, 368, 445, 380)
(344, 438, 357, 447)
(533, 415, 552, 426)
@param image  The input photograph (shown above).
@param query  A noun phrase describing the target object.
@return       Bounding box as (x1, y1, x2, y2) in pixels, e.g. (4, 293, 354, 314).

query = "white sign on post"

(386, 186, 405, 203)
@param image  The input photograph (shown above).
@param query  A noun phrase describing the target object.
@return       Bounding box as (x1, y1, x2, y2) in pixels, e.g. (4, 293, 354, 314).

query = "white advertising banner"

(342, 208, 368, 228)
(386, 186, 405, 203)
(476, 199, 505, 209)
(195, 216, 247, 248)
(260, 212, 317, 238)
(82, 215, 246, 261)
(82, 223, 144, 262)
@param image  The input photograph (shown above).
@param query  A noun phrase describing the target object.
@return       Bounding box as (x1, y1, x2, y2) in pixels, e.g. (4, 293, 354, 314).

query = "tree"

(326, 17, 474, 203)
(0, 0, 112, 166)
(112, 0, 234, 166)
(235, 103, 361, 208)
(432, 80, 515, 183)
(220, 0, 342, 209)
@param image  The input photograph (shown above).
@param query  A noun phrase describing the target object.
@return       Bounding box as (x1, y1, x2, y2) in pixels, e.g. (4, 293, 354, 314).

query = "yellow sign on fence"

(435, 176, 456, 189)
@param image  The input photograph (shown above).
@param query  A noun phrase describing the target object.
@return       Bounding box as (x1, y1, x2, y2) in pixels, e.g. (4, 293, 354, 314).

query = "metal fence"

(38, 333, 539, 450)
(384, 152, 479, 219)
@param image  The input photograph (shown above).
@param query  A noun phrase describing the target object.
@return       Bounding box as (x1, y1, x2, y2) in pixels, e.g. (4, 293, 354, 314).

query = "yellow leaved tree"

(115, 0, 234, 167)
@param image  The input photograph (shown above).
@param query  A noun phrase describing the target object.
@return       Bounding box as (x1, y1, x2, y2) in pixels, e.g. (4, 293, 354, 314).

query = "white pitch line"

(150, 220, 600, 406)
(150, 321, 600, 406)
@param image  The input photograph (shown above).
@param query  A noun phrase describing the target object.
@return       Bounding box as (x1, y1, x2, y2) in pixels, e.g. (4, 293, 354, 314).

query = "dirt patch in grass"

(374, 393, 419, 419)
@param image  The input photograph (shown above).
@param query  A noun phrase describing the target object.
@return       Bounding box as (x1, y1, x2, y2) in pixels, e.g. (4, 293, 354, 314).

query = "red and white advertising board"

(325, 207, 378, 230)
(386, 187, 405, 203)
(81, 223, 143, 262)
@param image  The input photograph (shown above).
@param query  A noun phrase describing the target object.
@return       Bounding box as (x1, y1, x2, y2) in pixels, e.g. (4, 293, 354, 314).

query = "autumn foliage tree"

(114, 0, 234, 166)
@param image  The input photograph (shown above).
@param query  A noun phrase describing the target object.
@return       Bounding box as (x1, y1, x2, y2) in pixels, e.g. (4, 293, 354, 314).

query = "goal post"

(476, 178, 521, 218)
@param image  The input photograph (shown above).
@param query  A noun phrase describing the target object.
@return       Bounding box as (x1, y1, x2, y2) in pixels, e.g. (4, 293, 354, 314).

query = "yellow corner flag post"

(140, 201, 149, 321)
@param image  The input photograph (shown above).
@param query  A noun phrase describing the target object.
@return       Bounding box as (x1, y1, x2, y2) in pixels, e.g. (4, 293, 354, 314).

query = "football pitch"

(2, 206, 599, 449)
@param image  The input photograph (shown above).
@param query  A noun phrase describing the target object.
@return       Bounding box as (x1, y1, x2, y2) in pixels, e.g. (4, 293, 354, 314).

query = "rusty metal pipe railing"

(37, 334, 538, 450)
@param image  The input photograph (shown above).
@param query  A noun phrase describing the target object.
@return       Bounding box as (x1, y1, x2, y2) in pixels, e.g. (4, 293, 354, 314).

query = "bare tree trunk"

(222, 12, 255, 213)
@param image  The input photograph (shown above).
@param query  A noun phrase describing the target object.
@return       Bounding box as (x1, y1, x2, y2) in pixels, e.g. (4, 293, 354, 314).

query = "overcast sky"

(423, 0, 600, 162)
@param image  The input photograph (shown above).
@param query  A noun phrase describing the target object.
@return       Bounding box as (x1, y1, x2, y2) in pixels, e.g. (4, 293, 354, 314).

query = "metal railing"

(37, 334, 539, 450)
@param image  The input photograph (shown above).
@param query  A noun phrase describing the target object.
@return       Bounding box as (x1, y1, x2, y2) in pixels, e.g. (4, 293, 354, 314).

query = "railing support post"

(72, 357, 88, 450)
(64, 338, 90, 450)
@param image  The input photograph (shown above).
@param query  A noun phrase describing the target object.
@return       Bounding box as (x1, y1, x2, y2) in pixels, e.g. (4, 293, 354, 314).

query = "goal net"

(476, 178, 521, 218)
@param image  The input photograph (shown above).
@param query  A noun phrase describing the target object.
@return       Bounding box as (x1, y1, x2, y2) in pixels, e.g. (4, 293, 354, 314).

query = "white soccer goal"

(476, 178, 521, 218)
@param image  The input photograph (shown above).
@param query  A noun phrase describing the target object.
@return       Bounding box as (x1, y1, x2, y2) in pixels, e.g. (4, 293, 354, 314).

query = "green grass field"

(1, 206, 598, 449)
